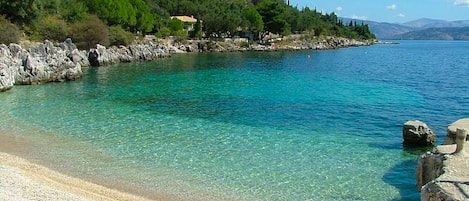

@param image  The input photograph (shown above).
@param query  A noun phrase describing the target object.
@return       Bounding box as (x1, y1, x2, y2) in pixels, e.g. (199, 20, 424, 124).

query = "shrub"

(109, 26, 133, 46)
(35, 15, 70, 42)
(70, 14, 109, 50)
(157, 27, 171, 38)
(0, 16, 21, 44)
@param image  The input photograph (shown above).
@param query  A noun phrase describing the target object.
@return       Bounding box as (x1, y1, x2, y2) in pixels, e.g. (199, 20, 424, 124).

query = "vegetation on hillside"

(0, 0, 375, 49)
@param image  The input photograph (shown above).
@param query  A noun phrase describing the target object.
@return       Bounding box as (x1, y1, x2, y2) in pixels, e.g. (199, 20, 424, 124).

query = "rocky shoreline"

(415, 118, 469, 201)
(0, 36, 374, 92)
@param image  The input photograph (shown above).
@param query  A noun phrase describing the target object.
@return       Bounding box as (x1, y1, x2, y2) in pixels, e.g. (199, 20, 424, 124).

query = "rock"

(416, 151, 445, 190)
(403, 120, 436, 146)
(0, 63, 14, 91)
(416, 120, 469, 201)
(417, 141, 469, 201)
(88, 41, 172, 66)
(443, 118, 469, 145)
(0, 39, 83, 90)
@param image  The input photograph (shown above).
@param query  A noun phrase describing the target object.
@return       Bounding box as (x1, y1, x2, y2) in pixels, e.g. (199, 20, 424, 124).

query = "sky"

(288, 0, 469, 23)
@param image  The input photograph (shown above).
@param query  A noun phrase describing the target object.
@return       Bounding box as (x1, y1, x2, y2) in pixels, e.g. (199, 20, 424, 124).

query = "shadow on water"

(382, 145, 433, 201)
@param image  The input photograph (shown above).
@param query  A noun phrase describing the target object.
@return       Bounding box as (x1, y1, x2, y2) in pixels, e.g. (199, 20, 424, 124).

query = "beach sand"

(0, 133, 178, 201)
(0, 151, 156, 201)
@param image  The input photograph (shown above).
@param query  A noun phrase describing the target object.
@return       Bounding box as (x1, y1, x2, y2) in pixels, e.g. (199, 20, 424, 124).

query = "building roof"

(172, 16, 197, 23)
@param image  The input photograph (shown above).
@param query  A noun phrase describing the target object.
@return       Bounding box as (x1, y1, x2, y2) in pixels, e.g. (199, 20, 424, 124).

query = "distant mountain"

(342, 18, 469, 40)
(388, 27, 469, 40)
(341, 18, 416, 39)
(365, 21, 417, 39)
(402, 18, 469, 29)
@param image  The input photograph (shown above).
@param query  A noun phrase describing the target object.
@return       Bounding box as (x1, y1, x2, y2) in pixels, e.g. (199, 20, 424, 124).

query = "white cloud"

(454, 0, 469, 6)
(397, 13, 406, 18)
(336, 6, 343, 11)
(351, 15, 368, 20)
(386, 4, 397, 10)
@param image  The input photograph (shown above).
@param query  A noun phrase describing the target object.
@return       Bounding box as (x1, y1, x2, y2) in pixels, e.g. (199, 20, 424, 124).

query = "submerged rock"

(403, 120, 436, 146)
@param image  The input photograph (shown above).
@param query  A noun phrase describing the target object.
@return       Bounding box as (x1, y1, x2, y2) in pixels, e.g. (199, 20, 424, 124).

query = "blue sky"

(289, 0, 469, 23)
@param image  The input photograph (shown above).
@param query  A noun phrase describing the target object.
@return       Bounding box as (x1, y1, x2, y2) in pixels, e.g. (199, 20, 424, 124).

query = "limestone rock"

(403, 120, 436, 146)
(443, 118, 469, 145)
(88, 41, 172, 66)
(0, 39, 83, 90)
(0, 63, 14, 91)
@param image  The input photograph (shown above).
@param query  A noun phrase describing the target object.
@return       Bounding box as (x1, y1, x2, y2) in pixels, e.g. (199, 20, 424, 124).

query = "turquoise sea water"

(1, 40, 469, 200)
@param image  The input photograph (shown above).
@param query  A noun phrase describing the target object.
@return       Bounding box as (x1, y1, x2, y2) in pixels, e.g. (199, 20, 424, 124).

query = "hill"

(343, 18, 469, 40)
(388, 27, 469, 40)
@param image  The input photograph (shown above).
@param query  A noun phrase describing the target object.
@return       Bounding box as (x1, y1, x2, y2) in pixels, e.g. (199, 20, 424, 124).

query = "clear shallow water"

(1, 40, 469, 200)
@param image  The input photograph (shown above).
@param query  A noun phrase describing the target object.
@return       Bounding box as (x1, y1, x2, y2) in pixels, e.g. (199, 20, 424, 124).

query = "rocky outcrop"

(178, 37, 373, 53)
(443, 118, 469, 145)
(0, 40, 84, 91)
(417, 119, 469, 201)
(88, 41, 173, 66)
(403, 120, 436, 146)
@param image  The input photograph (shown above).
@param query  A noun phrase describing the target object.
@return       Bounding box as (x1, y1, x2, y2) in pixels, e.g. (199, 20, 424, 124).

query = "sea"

(1, 40, 469, 201)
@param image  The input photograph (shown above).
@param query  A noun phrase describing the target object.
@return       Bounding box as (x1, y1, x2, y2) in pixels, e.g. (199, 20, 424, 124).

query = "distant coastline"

(0, 36, 375, 92)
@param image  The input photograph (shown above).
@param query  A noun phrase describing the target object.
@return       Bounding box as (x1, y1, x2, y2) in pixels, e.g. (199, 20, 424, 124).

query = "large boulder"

(403, 120, 436, 146)
(443, 118, 469, 145)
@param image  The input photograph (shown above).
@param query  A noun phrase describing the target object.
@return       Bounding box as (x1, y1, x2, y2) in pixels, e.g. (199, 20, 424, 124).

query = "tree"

(242, 7, 264, 32)
(0, 0, 37, 24)
(257, 0, 290, 35)
(129, 0, 155, 33)
(167, 17, 184, 34)
(83, 0, 137, 29)
(60, 0, 88, 22)
(189, 19, 203, 38)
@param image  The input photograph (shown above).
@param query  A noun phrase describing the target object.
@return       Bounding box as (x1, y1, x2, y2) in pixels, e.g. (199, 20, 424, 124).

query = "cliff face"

(0, 39, 85, 91)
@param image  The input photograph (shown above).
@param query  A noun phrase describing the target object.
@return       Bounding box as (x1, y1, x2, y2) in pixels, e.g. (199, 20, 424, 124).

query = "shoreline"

(0, 151, 156, 201)
(0, 133, 178, 201)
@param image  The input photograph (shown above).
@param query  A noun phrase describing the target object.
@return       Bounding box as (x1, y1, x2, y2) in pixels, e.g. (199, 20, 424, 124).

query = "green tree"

(83, 0, 137, 28)
(242, 7, 264, 32)
(257, 0, 290, 35)
(167, 18, 184, 34)
(129, 0, 154, 33)
(60, 0, 88, 22)
(189, 19, 203, 38)
(0, 0, 37, 24)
